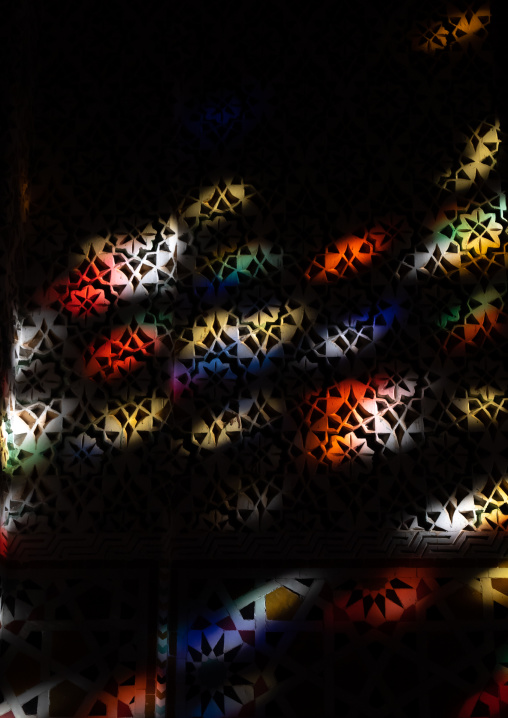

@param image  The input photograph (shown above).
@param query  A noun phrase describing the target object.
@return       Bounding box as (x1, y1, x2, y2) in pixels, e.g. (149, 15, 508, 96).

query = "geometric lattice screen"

(6, 147, 508, 544)
(2, 0, 508, 716)
(172, 564, 508, 718)
(1, 0, 506, 556)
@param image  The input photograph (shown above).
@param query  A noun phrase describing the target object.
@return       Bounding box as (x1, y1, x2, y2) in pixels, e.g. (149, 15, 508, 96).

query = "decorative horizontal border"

(4, 529, 508, 563)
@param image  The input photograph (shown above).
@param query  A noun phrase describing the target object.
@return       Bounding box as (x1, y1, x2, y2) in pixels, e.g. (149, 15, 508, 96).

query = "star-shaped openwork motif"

(456, 208, 503, 255)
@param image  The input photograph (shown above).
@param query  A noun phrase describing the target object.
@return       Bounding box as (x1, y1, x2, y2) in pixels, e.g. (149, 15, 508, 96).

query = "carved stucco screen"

(1, 3, 505, 557)
(4, 2, 508, 717)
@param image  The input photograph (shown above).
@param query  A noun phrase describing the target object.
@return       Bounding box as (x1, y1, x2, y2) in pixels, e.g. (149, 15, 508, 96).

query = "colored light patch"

(453, 120, 500, 193)
(192, 266, 242, 306)
(324, 431, 374, 469)
(202, 181, 244, 214)
(306, 216, 410, 282)
(0, 412, 10, 556)
(307, 380, 378, 425)
(67, 285, 109, 320)
(2, 440, 52, 480)
(423, 384, 508, 436)
(168, 359, 192, 401)
(1, 413, 56, 542)
(411, 7, 490, 55)
(418, 196, 461, 246)
(189, 358, 239, 403)
(174, 311, 239, 362)
(184, 97, 243, 140)
(1, 416, 9, 471)
(415, 201, 506, 283)
(300, 372, 422, 471)
(470, 381, 508, 402)
(48, 679, 141, 717)
(427, 288, 502, 333)
(204, 101, 241, 125)
(179, 176, 259, 222)
(184, 629, 258, 717)
(181, 578, 315, 717)
(301, 379, 378, 468)
(448, 5, 490, 50)
(61, 432, 103, 477)
(235, 241, 283, 278)
(36, 225, 179, 324)
(94, 398, 171, 449)
(442, 289, 508, 354)
(475, 477, 508, 531)
(456, 208, 503, 255)
(192, 240, 282, 304)
(306, 232, 388, 283)
(467, 395, 508, 430)
(457, 668, 508, 718)
(7, 403, 63, 455)
(265, 586, 302, 620)
(436, 298, 462, 329)
(410, 20, 449, 53)
(306, 234, 378, 282)
(0, 525, 6, 558)
(374, 294, 407, 332)
(37, 251, 127, 322)
(334, 576, 420, 626)
(83, 325, 168, 382)
(191, 410, 243, 450)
